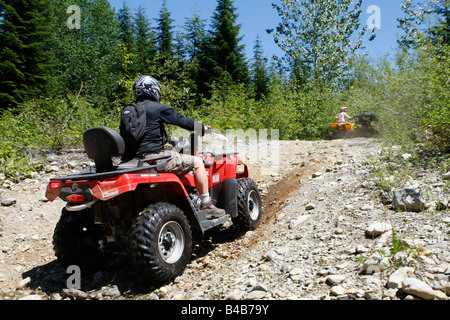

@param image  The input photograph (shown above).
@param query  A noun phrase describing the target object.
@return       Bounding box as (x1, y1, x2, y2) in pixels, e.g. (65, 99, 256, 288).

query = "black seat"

(83, 127, 125, 173)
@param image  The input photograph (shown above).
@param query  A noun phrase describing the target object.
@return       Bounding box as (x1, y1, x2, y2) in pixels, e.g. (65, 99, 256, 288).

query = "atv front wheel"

(129, 203, 192, 284)
(233, 178, 262, 232)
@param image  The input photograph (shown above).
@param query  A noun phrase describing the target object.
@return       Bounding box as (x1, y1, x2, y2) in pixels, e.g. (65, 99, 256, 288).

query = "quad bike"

(45, 126, 262, 284)
(329, 122, 355, 140)
(329, 112, 380, 140)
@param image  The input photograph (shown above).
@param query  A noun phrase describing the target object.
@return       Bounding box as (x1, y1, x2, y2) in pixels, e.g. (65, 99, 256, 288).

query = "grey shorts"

(144, 150, 196, 177)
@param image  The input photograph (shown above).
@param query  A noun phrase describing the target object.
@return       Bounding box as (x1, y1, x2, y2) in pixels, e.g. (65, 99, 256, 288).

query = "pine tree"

(118, 2, 136, 54)
(117, 2, 137, 76)
(183, 7, 207, 63)
(251, 36, 270, 100)
(209, 0, 249, 85)
(134, 5, 157, 75)
(52, 0, 122, 108)
(179, 8, 208, 98)
(0, 0, 55, 108)
(155, 0, 175, 60)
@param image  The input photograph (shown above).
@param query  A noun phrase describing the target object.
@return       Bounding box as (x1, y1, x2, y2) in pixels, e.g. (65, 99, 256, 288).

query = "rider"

(336, 107, 352, 124)
(131, 75, 226, 220)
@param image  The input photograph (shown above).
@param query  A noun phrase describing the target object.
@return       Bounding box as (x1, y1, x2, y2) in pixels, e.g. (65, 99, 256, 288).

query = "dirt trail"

(1, 137, 448, 300)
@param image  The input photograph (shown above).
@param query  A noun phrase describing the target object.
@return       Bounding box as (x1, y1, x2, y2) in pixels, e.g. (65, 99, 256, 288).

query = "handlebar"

(204, 125, 213, 135)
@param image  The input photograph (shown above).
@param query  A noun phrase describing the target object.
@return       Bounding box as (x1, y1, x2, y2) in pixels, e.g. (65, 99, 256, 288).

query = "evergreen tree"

(209, 0, 249, 86)
(0, 0, 55, 108)
(118, 2, 136, 53)
(183, 7, 207, 63)
(52, 0, 122, 108)
(180, 8, 207, 97)
(155, 0, 175, 60)
(251, 36, 270, 100)
(194, 33, 216, 99)
(134, 5, 157, 75)
(117, 2, 137, 76)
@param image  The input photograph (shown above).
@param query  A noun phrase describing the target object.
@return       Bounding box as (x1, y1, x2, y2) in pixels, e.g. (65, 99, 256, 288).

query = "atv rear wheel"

(129, 202, 192, 284)
(53, 208, 106, 269)
(233, 178, 262, 232)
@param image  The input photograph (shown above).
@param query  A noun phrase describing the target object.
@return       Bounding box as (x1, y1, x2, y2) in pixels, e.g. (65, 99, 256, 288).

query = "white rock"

(17, 277, 31, 289)
(365, 222, 393, 237)
(383, 288, 398, 299)
(1, 198, 16, 206)
(288, 215, 311, 229)
(356, 244, 369, 253)
(326, 275, 346, 285)
(330, 285, 346, 296)
(246, 290, 267, 300)
(47, 165, 60, 173)
(365, 289, 383, 300)
(312, 172, 322, 178)
(360, 204, 373, 211)
(250, 283, 269, 292)
(289, 267, 302, 276)
(18, 294, 43, 300)
(392, 187, 427, 212)
(20, 203, 32, 212)
(434, 290, 448, 300)
(387, 267, 414, 289)
(263, 249, 277, 261)
(62, 288, 89, 300)
(401, 153, 412, 160)
(402, 277, 436, 300)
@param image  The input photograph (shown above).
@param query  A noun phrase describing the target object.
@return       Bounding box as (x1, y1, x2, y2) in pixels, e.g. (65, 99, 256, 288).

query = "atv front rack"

(50, 155, 172, 182)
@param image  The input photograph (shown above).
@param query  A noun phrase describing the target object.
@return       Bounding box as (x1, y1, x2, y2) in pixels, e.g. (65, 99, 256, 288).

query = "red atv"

(45, 127, 262, 284)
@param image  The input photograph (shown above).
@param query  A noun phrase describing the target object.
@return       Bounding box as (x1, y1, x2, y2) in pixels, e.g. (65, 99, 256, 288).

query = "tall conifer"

(210, 0, 249, 85)
(155, 0, 175, 60)
(0, 0, 55, 108)
(134, 5, 157, 74)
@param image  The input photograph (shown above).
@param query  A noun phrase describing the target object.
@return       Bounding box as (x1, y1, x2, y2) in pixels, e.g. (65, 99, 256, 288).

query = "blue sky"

(108, 0, 405, 61)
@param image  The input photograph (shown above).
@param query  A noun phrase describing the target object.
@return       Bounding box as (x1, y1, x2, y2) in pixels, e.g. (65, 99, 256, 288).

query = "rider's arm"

(160, 105, 206, 133)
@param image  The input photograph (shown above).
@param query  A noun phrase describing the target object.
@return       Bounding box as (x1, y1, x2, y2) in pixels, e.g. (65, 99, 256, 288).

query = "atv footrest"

(200, 214, 230, 231)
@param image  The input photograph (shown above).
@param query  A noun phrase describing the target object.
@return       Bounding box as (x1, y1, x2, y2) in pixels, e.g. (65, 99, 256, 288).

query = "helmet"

(340, 107, 348, 112)
(133, 76, 162, 102)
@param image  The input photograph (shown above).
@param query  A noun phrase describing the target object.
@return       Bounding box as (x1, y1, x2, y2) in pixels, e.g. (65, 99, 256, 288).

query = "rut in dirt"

(206, 159, 327, 254)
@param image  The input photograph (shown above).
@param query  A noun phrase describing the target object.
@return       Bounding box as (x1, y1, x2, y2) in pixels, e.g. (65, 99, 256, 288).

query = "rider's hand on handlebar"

(203, 125, 212, 135)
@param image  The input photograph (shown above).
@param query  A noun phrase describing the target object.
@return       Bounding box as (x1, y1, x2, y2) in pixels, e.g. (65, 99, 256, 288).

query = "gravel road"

(0, 135, 449, 301)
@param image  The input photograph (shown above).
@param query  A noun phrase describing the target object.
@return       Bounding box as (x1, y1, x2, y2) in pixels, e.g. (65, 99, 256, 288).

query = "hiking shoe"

(201, 200, 226, 220)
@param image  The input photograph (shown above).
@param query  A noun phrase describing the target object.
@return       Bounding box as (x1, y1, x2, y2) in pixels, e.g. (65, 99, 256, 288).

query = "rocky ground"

(0, 134, 449, 301)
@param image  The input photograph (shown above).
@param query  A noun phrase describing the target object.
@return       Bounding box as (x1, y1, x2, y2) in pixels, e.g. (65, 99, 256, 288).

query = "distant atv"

(329, 112, 380, 140)
(45, 127, 262, 284)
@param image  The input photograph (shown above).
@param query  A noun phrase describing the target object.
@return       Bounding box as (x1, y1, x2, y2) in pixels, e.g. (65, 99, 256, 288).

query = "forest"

(0, 0, 449, 179)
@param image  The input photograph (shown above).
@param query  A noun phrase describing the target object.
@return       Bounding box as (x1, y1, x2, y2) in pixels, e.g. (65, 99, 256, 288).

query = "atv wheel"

(53, 208, 105, 268)
(233, 178, 262, 231)
(129, 203, 192, 284)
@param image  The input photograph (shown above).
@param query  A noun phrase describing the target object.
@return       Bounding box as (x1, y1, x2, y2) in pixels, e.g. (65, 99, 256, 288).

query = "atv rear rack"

(50, 155, 172, 182)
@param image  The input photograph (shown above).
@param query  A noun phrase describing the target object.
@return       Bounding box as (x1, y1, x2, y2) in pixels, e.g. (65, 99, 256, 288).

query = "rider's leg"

(192, 157, 208, 196)
(192, 157, 226, 218)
